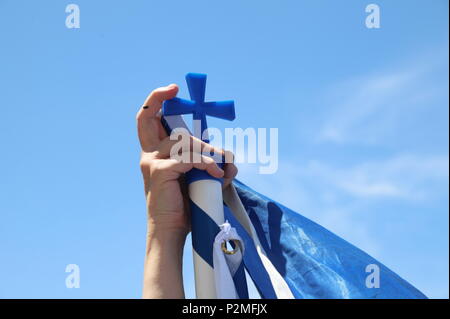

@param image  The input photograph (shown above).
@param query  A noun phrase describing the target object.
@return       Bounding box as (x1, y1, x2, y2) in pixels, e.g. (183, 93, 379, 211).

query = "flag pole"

(189, 179, 225, 298)
(162, 73, 235, 298)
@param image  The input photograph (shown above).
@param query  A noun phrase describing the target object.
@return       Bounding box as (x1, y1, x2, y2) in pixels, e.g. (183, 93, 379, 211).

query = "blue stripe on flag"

(190, 199, 219, 267)
(232, 259, 249, 299)
(224, 205, 280, 299)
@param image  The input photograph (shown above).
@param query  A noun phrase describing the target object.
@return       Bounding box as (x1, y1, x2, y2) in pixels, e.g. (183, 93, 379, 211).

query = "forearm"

(142, 226, 187, 299)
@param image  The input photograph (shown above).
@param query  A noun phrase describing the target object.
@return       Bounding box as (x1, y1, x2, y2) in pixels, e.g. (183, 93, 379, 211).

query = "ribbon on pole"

(213, 221, 245, 298)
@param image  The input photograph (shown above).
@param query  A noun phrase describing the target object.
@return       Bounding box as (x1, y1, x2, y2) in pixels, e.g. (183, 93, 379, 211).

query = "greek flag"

(161, 73, 426, 299)
(162, 113, 426, 299)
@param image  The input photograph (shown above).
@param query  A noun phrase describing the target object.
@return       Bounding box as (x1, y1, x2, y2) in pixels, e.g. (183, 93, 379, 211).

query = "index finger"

(136, 84, 179, 151)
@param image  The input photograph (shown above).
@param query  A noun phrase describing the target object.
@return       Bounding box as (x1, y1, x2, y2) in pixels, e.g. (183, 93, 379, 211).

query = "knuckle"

(204, 156, 217, 168)
(148, 87, 166, 101)
(139, 160, 151, 178)
(139, 154, 152, 170)
(149, 160, 163, 176)
(202, 155, 214, 164)
(149, 88, 160, 99)
(230, 163, 238, 175)
(140, 153, 158, 172)
(149, 159, 173, 179)
(139, 159, 149, 170)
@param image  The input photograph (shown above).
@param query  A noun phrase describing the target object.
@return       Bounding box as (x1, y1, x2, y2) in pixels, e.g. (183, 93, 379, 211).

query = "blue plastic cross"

(162, 73, 235, 143)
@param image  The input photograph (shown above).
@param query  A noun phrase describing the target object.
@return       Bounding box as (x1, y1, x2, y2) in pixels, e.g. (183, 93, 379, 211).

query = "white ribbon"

(213, 221, 244, 299)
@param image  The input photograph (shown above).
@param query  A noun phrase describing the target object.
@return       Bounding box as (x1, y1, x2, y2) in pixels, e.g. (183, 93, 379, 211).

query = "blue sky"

(0, 0, 448, 298)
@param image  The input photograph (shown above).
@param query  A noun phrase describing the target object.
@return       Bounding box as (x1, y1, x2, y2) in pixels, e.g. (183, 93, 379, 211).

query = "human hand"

(136, 84, 238, 236)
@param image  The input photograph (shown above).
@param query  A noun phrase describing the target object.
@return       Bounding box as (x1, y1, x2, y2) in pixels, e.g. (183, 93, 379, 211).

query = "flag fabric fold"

(161, 114, 427, 299)
(225, 180, 427, 299)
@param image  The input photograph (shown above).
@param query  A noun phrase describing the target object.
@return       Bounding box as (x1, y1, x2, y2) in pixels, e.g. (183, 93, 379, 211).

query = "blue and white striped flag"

(162, 112, 426, 299)
(161, 73, 427, 299)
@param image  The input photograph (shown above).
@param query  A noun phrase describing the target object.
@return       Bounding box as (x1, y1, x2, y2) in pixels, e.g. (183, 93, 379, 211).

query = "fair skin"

(137, 84, 238, 299)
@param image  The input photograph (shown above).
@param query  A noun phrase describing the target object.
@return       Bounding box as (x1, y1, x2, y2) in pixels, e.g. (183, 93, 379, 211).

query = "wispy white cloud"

(240, 154, 449, 203)
(319, 72, 413, 143)
(316, 57, 448, 144)
(300, 154, 449, 200)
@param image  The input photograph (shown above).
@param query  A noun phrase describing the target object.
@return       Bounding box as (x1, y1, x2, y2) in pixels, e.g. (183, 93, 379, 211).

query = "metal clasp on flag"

(221, 239, 242, 255)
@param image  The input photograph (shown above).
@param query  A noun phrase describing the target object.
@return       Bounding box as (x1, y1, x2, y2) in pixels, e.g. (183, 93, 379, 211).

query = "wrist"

(146, 225, 187, 257)
(146, 218, 188, 249)
(143, 220, 187, 299)
(147, 215, 189, 235)
(147, 205, 189, 233)
(147, 225, 188, 241)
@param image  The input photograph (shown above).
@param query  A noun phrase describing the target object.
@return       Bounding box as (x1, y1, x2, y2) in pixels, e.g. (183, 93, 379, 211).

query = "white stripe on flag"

(213, 222, 244, 299)
(223, 184, 295, 299)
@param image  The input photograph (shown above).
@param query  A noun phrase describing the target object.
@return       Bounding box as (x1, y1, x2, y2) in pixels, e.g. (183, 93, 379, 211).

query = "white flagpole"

(189, 179, 225, 298)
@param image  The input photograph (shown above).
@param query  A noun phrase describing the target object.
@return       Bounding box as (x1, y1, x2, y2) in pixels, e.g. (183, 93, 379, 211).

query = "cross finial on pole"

(162, 73, 235, 143)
